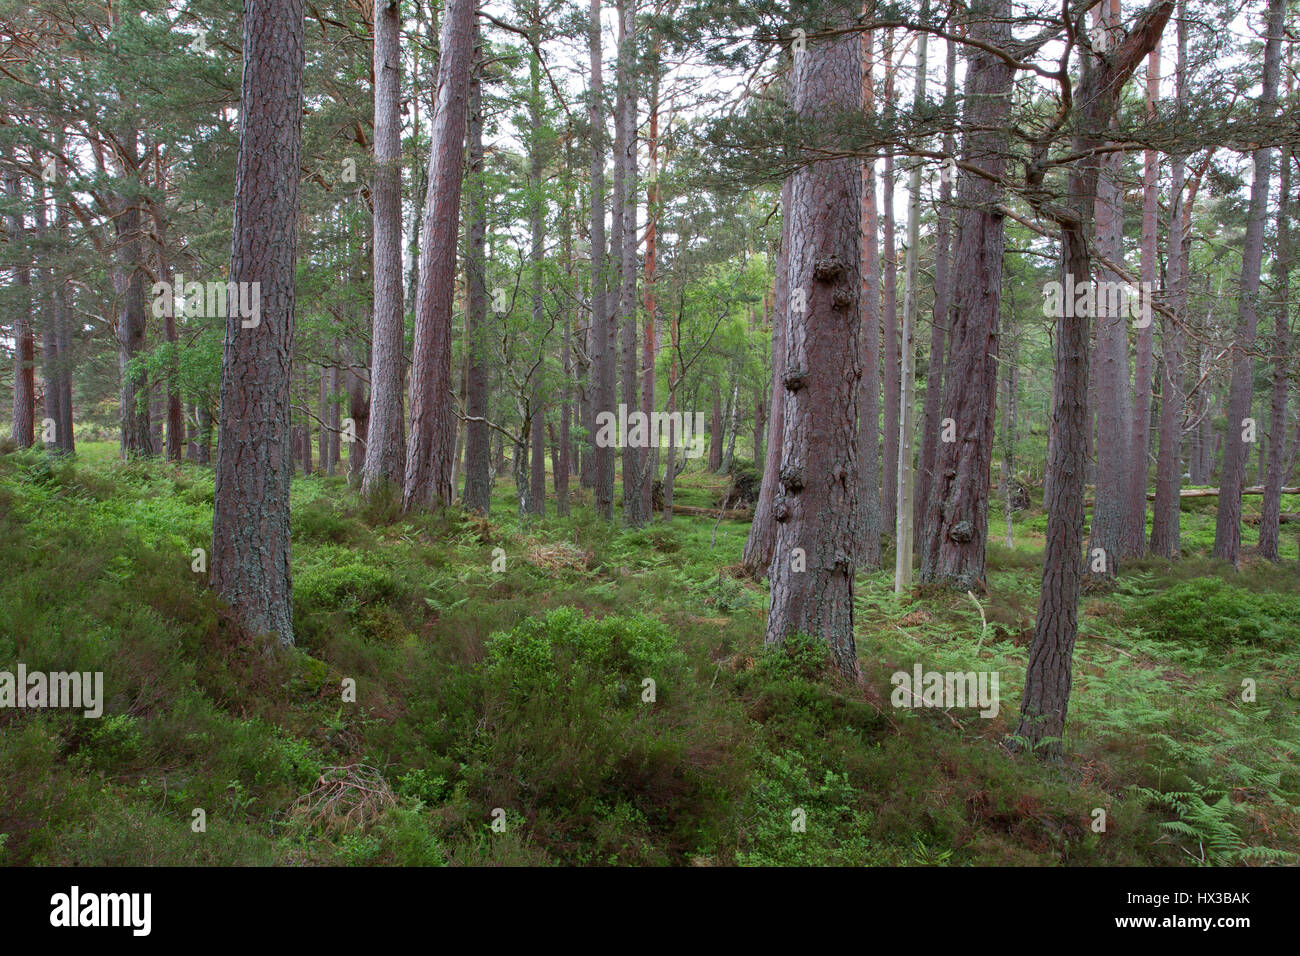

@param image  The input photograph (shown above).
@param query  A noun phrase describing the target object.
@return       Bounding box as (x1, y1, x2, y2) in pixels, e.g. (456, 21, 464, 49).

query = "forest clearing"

(2, 0, 1300, 890)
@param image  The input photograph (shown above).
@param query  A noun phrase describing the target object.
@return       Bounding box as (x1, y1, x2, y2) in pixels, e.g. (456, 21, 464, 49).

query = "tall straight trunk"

(661, 289, 684, 521)
(526, 27, 548, 517)
(709, 385, 724, 471)
(301, 413, 313, 475)
(613, 0, 644, 522)
(109, 127, 151, 458)
(403, 0, 476, 511)
(1151, 5, 1189, 556)
(744, 185, 790, 574)
(1017, 0, 1173, 756)
(1088, 0, 1133, 578)
(210, 0, 305, 647)
(918, 0, 1011, 591)
(916, 35, 957, 544)
(157, 207, 183, 462)
(329, 365, 341, 471)
(346, 338, 368, 485)
(462, 37, 491, 514)
(721, 375, 740, 472)
(363, 0, 407, 495)
(1213, 0, 1285, 565)
(53, 150, 73, 455)
(197, 403, 213, 464)
(558, 305, 573, 515)
(530, 399, 547, 513)
(894, 6, 929, 594)
(318, 367, 331, 472)
(35, 178, 58, 452)
(1126, 47, 1160, 554)
(766, 20, 862, 681)
(856, 30, 883, 570)
(880, 30, 900, 534)
(641, 45, 659, 519)
(7, 164, 34, 448)
(1001, 319, 1018, 548)
(589, 0, 615, 519)
(1258, 144, 1293, 560)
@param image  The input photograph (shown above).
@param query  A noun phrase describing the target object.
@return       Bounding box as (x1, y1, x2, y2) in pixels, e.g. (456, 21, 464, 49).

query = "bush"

(1129, 578, 1300, 650)
(295, 563, 403, 616)
(483, 606, 687, 697)
(722, 459, 761, 509)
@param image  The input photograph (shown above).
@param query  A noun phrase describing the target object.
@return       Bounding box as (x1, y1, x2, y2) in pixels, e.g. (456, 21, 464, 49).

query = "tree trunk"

(403, 0, 476, 511)
(589, 0, 615, 519)
(1017, 0, 1173, 756)
(1258, 143, 1293, 560)
(7, 164, 34, 449)
(743, 182, 791, 574)
(721, 374, 740, 473)
(1152, 2, 1189, 556)
(894, 8, 929, 593)
(1001, 318, 1018, 548)
(641, 38, 660, 519)
(526, 24, 548, 518)
(363, 0, 407, 496)
(210, 0, 306, 647)
(461, 35, 492, 514)
(111, 129, 151, 458)
(1127, 47, 1160, 554)
(53, 150, 74, 455)
(709, 386, 723, 471)
(880, 30, 899, 535)
(855, 31, 883, 571)
(1212, 0, 1284, 565)
(34, 178, 58, 453)
(916, 35, 957, 547)
(765, 19, 862, 681)
(918, 0, 1011, 591)
(1087, 0, 1134, 579)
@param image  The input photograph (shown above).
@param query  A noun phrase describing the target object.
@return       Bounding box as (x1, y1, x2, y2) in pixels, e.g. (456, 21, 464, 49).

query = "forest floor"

(1, 441, 1298, 866)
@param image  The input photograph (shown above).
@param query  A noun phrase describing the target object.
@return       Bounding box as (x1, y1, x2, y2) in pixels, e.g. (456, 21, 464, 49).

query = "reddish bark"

(915, 36, 957, 547)
(765, 22, 862, 681)
(363, 0, 407, 496)
(1017, 0, 1174, 756)
(404, 0, 476, 511)
(210, 0, 306, 647)
(1213, 0, 1286, 565)
(919, 3, 1011, 590)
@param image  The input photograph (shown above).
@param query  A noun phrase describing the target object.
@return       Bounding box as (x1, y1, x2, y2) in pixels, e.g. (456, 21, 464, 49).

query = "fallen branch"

(664, 503, 752, 520)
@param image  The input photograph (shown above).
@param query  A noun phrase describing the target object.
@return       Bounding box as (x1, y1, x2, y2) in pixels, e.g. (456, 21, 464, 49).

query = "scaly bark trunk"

(615, 0, 644, 526)
(916, 35, 957, 546)
(1151, 3, 1189, 557)
(403, 0, 476, 511)
(744, 182, 790, 574)
(1258, 142, 1293, 560)
(210, 0, 306, 647)
(1017, 0, 1173, 756)
(462, 34, 492, 514)
(918, 0, 1010, 591)
(856, 30, 883, 570)
(363, 0, 407, 495)
(1087, 0, 1133, 579)
(765, 19, 862, 681)
(9, 162, 34, 448)
(1212, 0, 1285, 565)
(880, 30, 899, 535)
(589, 0, 615, 518)
(894, 5, 929, 593)
(1126, 47, 1160, 554)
